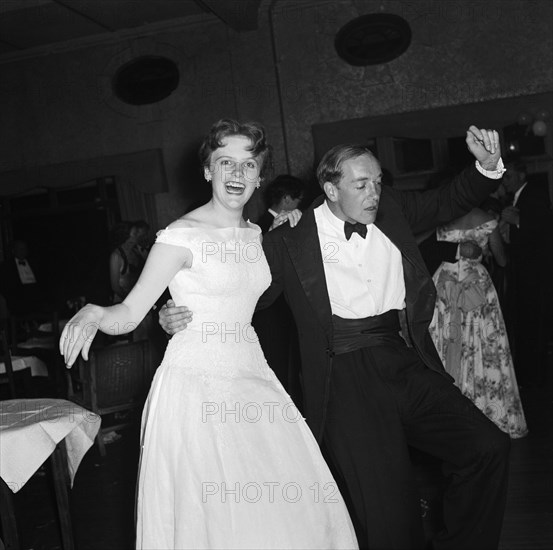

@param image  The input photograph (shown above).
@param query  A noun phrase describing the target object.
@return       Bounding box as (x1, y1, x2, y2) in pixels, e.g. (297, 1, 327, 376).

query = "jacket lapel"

(375, 190, 429, 278)
(283, 197, 334, 342)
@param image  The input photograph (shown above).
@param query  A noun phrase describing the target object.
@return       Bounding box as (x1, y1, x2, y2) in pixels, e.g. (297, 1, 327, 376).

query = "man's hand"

(269, 209, 302, 231)
(466, 125, 501, 171)
(459, 240, 483, 259)
(158, 299, 193, 336)
(501, 205, 520, 226)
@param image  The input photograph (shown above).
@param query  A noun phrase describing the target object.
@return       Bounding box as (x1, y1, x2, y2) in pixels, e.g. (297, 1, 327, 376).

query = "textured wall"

(1, 0, 552, 226)
(271, 0, 553, 178)
(0, 17, 283, 225)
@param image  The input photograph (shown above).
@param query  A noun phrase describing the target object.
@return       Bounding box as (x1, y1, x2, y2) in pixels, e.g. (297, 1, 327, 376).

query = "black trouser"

(323, 341, 510, 550)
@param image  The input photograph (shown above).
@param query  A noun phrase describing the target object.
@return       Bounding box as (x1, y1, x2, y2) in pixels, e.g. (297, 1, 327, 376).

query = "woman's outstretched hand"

(59, 304, 103, 368)
(269, 209, 302, 231)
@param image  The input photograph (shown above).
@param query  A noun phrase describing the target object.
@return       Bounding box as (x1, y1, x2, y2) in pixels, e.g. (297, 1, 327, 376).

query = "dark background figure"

(501, 160, 553, 387)
(131, 219, 152, 271)
(108, 220, 166, 365)
(109, 221, 143, 305)
(256, 174, 305, 232)
(253, 174, 305, 407)
(0, 239, 51, 315)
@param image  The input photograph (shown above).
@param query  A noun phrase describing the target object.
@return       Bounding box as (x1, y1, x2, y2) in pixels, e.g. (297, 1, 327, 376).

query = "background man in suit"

(256, 174, 305, 233)
(161, 126, 510, 550)
(501, 160, 553, 387)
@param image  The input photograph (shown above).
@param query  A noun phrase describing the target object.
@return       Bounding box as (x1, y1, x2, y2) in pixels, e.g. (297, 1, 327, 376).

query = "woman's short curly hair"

(198, 118, 273, 180)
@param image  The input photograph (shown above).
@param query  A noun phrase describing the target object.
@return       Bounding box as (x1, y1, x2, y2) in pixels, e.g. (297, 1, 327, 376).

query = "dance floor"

(8, 384, 553, 550)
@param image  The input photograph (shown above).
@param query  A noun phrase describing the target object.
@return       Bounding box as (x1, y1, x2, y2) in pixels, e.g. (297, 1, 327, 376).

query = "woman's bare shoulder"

(167, 206, 210, 230)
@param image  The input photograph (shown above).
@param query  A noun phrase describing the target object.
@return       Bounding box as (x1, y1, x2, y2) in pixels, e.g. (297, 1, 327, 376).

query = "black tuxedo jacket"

(256, 210, 275, 234)
(510, 181, 553, 263)
(259, 164, 499, 440)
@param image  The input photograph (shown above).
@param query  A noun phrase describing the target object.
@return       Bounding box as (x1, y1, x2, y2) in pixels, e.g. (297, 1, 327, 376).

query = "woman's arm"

(61, 242, 191, 367)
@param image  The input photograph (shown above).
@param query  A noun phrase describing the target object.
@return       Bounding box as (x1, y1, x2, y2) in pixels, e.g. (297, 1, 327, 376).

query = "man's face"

(281, 194, 303, 211)
(14, 241, 28, 260)
(326, 154, 382, 225)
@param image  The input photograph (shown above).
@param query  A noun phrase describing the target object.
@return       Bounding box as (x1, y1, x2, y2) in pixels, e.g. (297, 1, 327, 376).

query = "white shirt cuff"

(475, 158, 505, 179)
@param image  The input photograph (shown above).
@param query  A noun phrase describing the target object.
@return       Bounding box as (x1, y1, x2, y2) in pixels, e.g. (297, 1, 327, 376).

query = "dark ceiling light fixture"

(112, 56, 180, 105)
(335, 13, 412, 66)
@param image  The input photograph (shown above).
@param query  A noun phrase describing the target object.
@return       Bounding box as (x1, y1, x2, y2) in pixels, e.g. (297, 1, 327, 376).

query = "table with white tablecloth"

(0, 398, 101, 493)
(0, 398, 101, 550)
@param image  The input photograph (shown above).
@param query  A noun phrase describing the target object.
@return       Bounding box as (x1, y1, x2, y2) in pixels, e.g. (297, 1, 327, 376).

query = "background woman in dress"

(429, 205, 528, 438)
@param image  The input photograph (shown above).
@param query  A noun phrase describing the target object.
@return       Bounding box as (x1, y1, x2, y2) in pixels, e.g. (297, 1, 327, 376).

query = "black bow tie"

(344, 221, 367, 240)
(17, 259, 26, 266)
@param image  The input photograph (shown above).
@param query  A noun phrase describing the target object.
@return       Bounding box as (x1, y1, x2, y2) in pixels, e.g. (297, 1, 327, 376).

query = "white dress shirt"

(313, 159, 502, 318)
(15, 258, 37, 285)
(314, 200, 405, 319)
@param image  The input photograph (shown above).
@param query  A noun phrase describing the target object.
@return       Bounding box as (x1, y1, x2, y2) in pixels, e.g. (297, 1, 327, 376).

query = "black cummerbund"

(331, 309, 404, 356)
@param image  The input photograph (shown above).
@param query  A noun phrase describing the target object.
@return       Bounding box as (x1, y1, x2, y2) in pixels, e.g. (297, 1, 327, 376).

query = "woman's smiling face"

(205, 135, 261, 208)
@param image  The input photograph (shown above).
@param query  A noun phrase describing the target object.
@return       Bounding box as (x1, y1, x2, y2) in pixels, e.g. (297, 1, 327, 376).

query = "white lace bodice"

(156, 224, 270, 332)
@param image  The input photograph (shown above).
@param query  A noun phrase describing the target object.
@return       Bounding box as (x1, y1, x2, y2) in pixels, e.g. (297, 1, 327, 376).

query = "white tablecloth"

(0, 355, 48, 377)
(0, 399, 101, 493)
(38, 319, 69, 333)
(17, 335, 55, 350)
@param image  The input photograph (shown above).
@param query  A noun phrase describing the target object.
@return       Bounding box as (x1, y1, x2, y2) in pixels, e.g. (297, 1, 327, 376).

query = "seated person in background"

(429, 206, 528, 439)
(109, 221, 155, 345)
(256, 174, 305, 233)
(131, 220, 152, 269)
(109, 222, 144, 304)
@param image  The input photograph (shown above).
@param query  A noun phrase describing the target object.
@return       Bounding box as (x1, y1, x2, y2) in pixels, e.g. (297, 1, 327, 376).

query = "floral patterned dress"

(429, 220, 528, 439)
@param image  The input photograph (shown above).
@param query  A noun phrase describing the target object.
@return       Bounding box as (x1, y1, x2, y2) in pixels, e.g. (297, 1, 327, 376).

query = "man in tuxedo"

(501, 160, 553, 386)
(161, 126, 510, 549)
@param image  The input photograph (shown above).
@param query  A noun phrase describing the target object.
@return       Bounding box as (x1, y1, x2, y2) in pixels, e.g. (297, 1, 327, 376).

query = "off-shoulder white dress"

(135, 224, 358, 549)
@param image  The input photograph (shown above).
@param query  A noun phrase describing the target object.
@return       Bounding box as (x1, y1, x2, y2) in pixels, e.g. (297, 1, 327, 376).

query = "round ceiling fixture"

(335, 13, 412, 66)
(112, 56, 180, 106)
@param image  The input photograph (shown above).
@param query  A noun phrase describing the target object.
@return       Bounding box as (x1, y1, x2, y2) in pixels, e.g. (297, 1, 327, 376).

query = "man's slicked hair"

(316, 144, 377, 189)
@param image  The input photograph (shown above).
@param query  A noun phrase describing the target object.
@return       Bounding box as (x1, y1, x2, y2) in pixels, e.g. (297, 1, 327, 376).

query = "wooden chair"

(66, 339, 151, 456)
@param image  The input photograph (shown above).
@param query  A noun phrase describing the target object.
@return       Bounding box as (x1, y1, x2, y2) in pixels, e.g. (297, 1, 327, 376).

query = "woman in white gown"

(60, 119, 358, 550)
